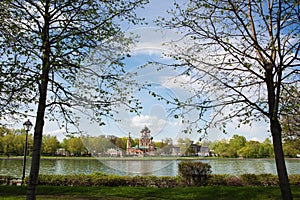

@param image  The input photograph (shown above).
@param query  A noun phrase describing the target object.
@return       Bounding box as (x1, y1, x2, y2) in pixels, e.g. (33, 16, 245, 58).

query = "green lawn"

(1, 185, 300, 200)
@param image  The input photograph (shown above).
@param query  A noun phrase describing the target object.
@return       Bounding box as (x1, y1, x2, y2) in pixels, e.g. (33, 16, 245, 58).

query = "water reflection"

(207, 159, 279, 175)
(100, 160, 176, 176)
(0, 158, 299, 177)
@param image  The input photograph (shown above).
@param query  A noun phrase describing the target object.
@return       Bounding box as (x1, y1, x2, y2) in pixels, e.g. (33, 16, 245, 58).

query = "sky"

(23, 0, 271, 144)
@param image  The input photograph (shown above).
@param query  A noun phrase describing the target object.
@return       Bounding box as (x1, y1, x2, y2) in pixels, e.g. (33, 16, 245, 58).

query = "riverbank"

(1, 185, 300, 199)
(0, 155, 208, 161)
(2, 155, 300, 161)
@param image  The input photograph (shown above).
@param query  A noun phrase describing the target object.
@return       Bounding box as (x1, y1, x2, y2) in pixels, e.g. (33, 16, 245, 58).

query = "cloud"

(130, 114, 168, 136)
(44, 128, 66, 141)
(127, 27, 181, 56)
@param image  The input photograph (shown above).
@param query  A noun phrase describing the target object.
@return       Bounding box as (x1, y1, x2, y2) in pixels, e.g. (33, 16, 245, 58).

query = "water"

(1, 158, 299, 178)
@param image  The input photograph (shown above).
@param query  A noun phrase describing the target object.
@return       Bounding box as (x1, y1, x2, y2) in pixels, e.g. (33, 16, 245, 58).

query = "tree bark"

(26, 1, 50, 199)
(271, 119, 293, 200)
(265, 64, 293, 200)
(26, 107, 45, 200)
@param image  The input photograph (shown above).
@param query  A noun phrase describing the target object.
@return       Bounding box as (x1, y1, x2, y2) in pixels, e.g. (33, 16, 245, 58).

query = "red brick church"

(126, 126, 155, 156)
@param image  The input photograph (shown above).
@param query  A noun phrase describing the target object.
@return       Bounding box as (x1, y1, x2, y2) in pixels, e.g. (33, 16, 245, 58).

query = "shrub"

(289, 174, 300, 186)
(207, 174, 228, 186)
(0, 175, 15, 185)
(240, 174, 261, 186)
(178, 161, 212, 186)
(240, 174, 278, 186)
(19, 172, 300, 187)
(258, 174, 278, 186)
(225, 176, 243, 186)
(155, 176, 179, 188)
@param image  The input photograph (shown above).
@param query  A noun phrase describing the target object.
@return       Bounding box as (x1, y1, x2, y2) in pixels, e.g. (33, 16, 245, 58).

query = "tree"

(0, 0, 148, 199)
(238, 140, 261, 158)
(0, 3, 30, 121)
(42, 135, 60, 156)
(158, 1, 299, 199)
(177, 138, 194, 156)
(0, 127, 14, 155)
(210, 139, 230, 157)
(228, 135, 246, 157)
(283, 138, 300, 157)
(81, 135, 115, 155)
(64, 137, 86, 156)
(115, 137, 128, 150)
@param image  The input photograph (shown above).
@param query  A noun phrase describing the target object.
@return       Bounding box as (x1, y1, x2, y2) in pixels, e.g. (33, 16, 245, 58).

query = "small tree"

(178, 161, 212, 186)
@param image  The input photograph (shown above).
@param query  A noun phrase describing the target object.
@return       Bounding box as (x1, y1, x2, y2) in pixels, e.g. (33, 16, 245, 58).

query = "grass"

(1, 185, 300, 199)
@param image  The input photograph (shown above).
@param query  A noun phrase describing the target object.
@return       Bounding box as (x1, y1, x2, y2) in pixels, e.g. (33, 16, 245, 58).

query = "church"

(126, 126, 155, 156)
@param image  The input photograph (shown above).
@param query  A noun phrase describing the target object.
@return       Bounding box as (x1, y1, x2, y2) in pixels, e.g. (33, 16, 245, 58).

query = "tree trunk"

(271, 118, 293, 200)
(26, 2, 50, 199)
(26, 66, 49, 200)
(26, 107, 45, 200)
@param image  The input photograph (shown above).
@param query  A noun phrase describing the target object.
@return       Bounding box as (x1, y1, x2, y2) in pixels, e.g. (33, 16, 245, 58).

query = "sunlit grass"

(1, 185, 300, 200)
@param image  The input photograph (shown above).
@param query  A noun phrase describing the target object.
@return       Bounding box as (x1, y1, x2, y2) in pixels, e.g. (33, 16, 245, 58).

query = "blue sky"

(40, 0, 271, 143)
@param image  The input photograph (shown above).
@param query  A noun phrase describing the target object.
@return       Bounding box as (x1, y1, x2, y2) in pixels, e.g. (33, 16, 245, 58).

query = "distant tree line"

(207, 134, 300, 158)
(0, 126, 299, 158)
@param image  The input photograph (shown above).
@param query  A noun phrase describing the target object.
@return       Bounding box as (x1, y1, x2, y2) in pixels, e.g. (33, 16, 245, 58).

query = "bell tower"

(126, 132, 132, 154)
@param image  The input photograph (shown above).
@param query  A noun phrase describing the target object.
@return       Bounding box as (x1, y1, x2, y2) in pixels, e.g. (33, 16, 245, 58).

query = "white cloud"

(44, 128, 66, 141)
(127, 27, 181, 56)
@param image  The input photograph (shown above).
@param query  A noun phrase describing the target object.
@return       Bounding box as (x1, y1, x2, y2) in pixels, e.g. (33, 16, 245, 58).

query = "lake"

(1, 158, 299, 178)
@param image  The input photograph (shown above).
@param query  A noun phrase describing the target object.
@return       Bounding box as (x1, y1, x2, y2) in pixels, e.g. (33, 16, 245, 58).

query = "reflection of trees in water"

(102, 160, 174, 175)
(1, 159, 299, 176)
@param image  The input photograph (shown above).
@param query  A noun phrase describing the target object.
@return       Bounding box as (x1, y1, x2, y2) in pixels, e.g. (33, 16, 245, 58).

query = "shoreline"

(1, 156, 299, 161)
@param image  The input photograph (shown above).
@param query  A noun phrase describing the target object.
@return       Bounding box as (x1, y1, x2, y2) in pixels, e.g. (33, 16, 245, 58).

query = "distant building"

(190, 144, 210, 156)
(106, 148, 123, 157)
(198, 146, 210, 157)
(126, 126, 155, 156)
(55, 148, 69, 156)
(171, 146, 181, 156)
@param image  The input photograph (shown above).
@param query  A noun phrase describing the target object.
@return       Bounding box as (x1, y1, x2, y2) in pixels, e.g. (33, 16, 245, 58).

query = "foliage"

(0, 173, 299, 189)
(0, 0, 148, 197)
(0, 127, 33, 156)
(210, 135, 274, 158)
(0, 126, 297, 158)
(177, 138, 195, 156)
(63, 137, 87, 156)
(42, 135, 60, 156)
(240, 174, 278, 186)
(158, 0, 300, 198)
(0, 175, 15, 185)
(178, 161, 212, 186)
(283, 138, 300, 158)
(281, 85, 300, 139)
(289, 174, 300, 186)
(24, 173, 179, 188)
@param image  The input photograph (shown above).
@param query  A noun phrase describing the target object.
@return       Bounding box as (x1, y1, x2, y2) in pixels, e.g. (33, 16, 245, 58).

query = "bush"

(207, 174, 228, 186)
(178, 161, 212, 186)
(155, 176, 179, 188)
(289, 174, 300, 186)
(225, 176, 243, 186)
(258, 174, 278, 186)
(0, 175, 15, 185)
(240, 174, 278, 186)
(35, 173, 179, 187)
(19, 172, 300, 187)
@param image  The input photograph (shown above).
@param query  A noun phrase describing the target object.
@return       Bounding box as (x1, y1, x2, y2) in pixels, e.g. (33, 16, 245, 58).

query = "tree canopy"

(158, 0, 299, 199)
(0, 0, 148, 199)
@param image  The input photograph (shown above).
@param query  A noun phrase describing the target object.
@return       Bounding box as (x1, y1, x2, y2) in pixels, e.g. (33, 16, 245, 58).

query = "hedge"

(0, 173, 292, 187)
